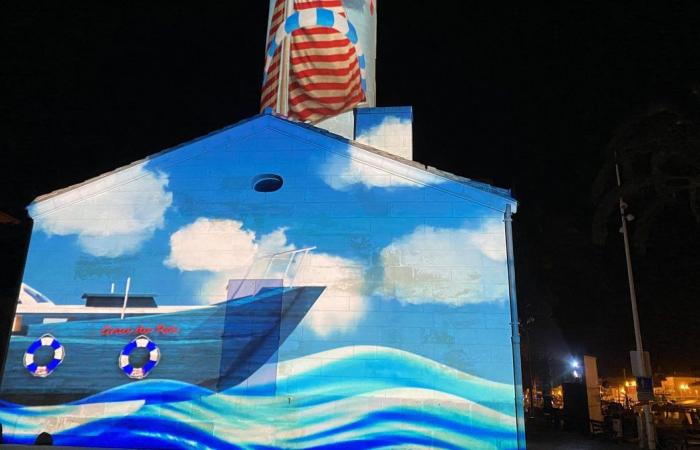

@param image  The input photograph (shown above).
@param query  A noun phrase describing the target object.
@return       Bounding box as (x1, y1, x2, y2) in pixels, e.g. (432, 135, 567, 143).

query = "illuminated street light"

(567, 358, 581, 380)
(615, 153, 655, 449)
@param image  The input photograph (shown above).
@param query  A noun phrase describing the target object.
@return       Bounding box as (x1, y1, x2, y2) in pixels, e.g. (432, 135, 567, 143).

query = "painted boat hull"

(0, 286, 323, 405)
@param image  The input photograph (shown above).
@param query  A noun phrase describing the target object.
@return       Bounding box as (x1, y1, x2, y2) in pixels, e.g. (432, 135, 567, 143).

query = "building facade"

(0, 111, 524, 449)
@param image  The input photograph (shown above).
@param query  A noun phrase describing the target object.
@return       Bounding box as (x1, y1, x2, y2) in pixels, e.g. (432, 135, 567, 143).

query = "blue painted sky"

(22, 116, 516, 382)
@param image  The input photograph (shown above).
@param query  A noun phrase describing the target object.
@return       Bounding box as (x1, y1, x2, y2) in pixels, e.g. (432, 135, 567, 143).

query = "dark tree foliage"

(587, 88, 700, 375)
(592, 88, 700, 254)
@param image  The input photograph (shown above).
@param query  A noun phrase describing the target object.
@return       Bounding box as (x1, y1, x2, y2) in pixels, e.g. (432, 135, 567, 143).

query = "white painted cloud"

(321, 116, 419, 190)
(294, 253, 365, 337)
(467, 220, 507, 263)
(33, 163, 172, 257)
(321, 147, 417, 190)
(379, 220, 508, 306)
(166, 219, 365, 336)
(164, 218, 292, 273)
(356, 116, 412, 157)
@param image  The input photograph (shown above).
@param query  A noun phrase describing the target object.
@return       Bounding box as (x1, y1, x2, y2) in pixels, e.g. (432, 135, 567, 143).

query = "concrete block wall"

(355, 106, 413, 160)
(0, 114, 520, 449)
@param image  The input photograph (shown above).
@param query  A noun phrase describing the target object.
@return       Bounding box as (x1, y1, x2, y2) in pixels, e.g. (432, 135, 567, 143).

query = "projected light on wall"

(252, 173, 283, 192)
(0, 112, 520, 449)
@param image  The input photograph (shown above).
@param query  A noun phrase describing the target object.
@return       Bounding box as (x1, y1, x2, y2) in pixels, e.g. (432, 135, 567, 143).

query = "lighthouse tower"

(260, 0, 413, 160)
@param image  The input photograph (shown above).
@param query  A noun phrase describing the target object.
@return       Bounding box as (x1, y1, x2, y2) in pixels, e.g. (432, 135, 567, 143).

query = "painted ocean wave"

(0, 346, 517, 449)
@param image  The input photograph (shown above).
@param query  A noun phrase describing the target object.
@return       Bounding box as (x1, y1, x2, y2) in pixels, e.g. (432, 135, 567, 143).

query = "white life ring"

(23, 333, 64, 377)
(118, 335, 160, 379)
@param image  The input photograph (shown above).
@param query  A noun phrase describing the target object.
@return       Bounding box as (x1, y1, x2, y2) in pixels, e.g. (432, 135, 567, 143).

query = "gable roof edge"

(266, 115, 518, 213)
(30, 111, 518, 216)
(31, 112, 269, 207)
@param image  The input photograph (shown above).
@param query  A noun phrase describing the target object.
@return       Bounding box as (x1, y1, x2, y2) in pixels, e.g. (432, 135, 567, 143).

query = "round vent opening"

(252, 174, 283, 192)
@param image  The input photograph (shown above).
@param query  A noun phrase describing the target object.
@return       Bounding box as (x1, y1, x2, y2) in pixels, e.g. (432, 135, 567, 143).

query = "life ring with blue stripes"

(23, 334, 65, 377)
(263, 8, 367, 94)
(119, 335, 160, 379)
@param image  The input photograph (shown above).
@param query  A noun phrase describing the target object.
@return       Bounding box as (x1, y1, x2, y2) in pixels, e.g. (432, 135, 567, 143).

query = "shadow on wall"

(0, 212, 32, 379)
(34, 432, 53, 446)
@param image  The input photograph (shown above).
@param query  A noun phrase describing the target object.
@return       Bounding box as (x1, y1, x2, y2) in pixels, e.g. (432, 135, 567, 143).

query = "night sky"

(2, 2, 700, 378)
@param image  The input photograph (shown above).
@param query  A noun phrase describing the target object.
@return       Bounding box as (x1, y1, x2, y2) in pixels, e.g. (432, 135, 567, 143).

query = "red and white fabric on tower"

(260, 0, 366, 123)
(288, 0, 365, 122)
(260, 0, 287, 114)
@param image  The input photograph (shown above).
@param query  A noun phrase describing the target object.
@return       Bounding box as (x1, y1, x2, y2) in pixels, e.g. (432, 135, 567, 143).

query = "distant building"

(602, 376, 642, 404)
(657, 376, 700, 402)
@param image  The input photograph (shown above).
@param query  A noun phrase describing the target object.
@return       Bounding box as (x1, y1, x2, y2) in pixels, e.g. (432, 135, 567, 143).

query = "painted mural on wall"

(0, 114, 520, 449)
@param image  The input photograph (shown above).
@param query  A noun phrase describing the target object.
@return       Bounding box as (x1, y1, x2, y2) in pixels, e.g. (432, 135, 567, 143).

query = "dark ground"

(526, 418, 638, 450)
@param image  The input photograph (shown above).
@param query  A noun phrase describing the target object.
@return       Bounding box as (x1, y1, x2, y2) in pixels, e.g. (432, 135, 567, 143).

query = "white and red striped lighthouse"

(260, 0, 377, 123)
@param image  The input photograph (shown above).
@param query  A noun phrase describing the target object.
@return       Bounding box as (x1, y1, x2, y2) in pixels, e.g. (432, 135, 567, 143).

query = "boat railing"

(227, 246, 316, 300)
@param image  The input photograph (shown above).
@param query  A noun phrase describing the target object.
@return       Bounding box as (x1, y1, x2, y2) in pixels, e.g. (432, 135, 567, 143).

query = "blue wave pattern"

(0, 346, 517, 449)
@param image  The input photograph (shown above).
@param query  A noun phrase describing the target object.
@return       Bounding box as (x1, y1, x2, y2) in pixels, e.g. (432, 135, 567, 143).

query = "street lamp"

(615, 153, 655, 449)
(569, 359, 581, 380)
(523, 316, 536, 418)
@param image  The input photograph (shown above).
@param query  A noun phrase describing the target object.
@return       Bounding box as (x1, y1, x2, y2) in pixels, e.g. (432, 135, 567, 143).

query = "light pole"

(524, 316, 536, 418)
(615, 154, 655, 449)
